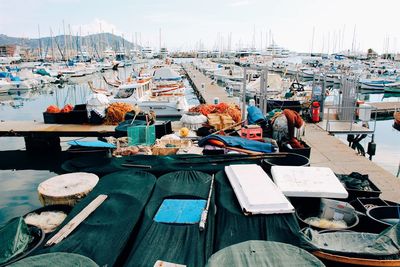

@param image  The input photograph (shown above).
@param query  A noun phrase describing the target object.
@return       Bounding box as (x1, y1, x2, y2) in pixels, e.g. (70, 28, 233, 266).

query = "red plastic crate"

(241, 125, 263, 140)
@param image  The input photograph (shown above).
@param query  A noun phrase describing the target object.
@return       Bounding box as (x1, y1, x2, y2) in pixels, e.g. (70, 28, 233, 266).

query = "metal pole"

(259, 68, 264, 111)
(264, 67, 268, 114)
(242, 67, 247, 122)
(321, 73, 326, 121)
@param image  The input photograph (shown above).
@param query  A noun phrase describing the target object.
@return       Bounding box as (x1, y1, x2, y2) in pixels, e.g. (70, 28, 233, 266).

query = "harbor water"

(0, 65, 199, 225)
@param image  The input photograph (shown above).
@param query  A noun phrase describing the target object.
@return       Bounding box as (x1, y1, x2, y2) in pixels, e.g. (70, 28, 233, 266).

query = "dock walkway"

(183, 64, 233, 104)
(0, 121, 116, 137)
(303, 123, 400, 202)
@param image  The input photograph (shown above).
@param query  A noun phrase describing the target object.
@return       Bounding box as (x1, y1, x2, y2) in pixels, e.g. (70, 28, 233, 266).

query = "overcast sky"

(1, 0, 399, 53)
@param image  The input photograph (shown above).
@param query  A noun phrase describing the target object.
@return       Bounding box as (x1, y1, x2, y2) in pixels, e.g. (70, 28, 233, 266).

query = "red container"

(241, 125, 263, 140)
(311, 101, 320, 123)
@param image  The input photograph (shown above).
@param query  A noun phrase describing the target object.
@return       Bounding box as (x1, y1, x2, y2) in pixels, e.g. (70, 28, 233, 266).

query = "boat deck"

(303, 123, 400, 202)
(183, 64, 233, 104)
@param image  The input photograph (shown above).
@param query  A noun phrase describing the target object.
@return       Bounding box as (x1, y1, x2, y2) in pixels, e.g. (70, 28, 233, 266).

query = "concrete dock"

(183, 64, 233, 104)
(303, 123, 400, 202)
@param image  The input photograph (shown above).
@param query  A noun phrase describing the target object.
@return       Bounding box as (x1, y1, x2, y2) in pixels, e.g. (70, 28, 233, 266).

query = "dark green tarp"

(301, 223, 400, 259)
(0, 217, 32, 265)
(123, 170, 215, 267)
(36, 170, 157, 267)
(62, 154, 263, 177)
(9, 252, 98, 267)
(214, 170, 305, 252)
(206, 240, 325, 267)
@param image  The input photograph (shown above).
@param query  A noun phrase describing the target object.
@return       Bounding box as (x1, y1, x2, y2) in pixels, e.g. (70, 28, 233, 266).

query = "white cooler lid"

(225, 164, 294, 215)
(271, 166, 348, 198)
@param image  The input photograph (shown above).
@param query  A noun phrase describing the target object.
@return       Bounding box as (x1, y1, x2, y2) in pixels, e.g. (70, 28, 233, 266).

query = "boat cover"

(62, 154, 264, 176)
(199, 135, 277, 153)
(123, 170, 215, 267)
(206, 241, 325, 267)
(35, 170, 157, 267)
(9, 252, 98, 267)
(301, 223, 400, 259)
(214, 171, 304, 252)
(0, 217, 32, 265)
(247, 106, 265, 125)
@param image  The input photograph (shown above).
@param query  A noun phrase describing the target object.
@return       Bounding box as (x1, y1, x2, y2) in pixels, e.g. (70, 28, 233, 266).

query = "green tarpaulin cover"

(62, 154, 263, 177)
(123, 170, 215, 267)
(206, 241, 325, 267)
(0, 217, 32, 265)
(9, 252, 98, 267)
(36, 170, 157, 267)
(301, 223, 400, 259)
(214, 170, 305, 252)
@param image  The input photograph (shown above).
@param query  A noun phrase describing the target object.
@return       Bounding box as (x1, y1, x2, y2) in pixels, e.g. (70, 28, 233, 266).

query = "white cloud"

(228, 0, 250, 7)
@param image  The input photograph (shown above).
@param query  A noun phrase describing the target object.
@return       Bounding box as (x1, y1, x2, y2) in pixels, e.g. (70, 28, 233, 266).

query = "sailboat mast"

(38, 24, 42, 60)
(310, 26, 315, 56)
(50, 28, 55, 62)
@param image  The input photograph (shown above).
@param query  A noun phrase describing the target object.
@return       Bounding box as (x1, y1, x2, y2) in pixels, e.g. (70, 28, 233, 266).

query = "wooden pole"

(45, 194, 108, 246)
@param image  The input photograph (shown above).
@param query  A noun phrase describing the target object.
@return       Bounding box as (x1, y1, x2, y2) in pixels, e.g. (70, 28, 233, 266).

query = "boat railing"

(325, 105, 377, 134)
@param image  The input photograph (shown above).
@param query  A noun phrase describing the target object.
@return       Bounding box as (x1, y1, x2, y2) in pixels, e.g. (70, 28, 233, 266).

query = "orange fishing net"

(104, 102, 134, 125)
(189, 103, 242, 122)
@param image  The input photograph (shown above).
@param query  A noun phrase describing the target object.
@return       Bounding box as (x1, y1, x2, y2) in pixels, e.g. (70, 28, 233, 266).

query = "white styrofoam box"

(271, 166, 348, 199)
(359, 104, 372, 122)
(225, 164, 294, 215)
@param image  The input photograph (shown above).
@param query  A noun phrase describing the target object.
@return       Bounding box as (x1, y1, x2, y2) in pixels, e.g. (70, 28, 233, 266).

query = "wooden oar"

(45, 194, 108, 247)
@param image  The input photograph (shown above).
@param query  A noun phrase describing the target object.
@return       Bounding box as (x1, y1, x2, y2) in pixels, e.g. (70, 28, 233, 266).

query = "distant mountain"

(0, 33, 136, 51)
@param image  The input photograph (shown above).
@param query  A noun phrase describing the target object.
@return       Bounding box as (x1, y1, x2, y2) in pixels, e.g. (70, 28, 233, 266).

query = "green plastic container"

(127, 125, 156, 146)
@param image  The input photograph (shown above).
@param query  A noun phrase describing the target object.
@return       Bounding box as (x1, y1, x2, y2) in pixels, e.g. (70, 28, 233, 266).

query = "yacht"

(196, 50, 208, 58)
(265, 43, 290, 58)
(159, 47, 168, 59)
(141, 47, 154, 59)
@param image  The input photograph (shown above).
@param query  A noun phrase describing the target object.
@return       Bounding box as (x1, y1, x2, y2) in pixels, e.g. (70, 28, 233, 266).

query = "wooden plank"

(0, 121, 116, 137)
(45, 194, 108, 246)
(369, 102, 399, 111)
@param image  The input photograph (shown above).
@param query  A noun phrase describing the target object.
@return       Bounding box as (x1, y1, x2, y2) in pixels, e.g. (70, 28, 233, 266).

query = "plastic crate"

(127, 125, 156, 146)
(43, 104, 88, 124)
(241, 125, 263, 140)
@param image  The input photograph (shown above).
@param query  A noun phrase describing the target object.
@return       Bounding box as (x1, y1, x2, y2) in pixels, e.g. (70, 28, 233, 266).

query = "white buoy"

(38, 172, 99, 206)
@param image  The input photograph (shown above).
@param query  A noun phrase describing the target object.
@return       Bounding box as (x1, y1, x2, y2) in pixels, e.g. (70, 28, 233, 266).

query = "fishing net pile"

(36, 170, 157, 267)
(104, 102, 133, 125)
(189, 103, 242, 123)
(123, 170, 215, 267)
